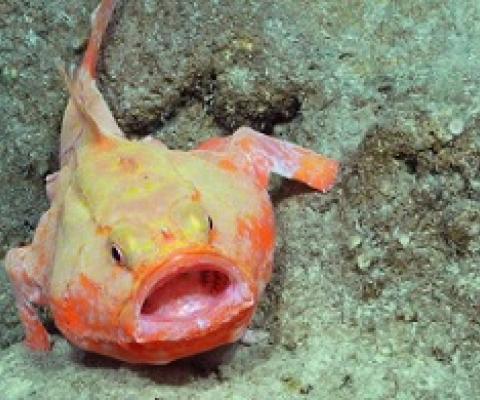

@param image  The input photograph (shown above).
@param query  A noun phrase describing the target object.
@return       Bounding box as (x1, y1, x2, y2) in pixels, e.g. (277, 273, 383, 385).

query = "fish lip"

(132, 251, 255, 342)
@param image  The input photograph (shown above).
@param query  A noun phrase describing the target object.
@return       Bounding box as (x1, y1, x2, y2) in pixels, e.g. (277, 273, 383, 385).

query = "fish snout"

(125, 252, 255, 343)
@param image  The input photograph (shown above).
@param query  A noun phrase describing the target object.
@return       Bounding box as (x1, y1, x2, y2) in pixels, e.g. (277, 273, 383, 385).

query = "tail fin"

(59, 0, 122, 165)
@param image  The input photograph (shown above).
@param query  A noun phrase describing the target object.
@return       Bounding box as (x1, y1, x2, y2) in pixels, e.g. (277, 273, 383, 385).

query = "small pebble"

(448, 118, 464, 136)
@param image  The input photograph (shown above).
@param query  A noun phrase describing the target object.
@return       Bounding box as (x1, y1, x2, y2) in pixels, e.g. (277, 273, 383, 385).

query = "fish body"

(5, 0, 338, 364)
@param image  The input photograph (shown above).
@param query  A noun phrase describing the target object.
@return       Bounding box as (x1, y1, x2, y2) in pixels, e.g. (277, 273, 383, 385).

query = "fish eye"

(111, 243, 125, 265)
(207, 216, 213, 230)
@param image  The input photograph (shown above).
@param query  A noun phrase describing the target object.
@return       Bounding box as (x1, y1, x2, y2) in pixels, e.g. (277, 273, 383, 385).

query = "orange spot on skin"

(94, 134, 116, 152)
(161, 229, 175, 241)
(197, 137, 226, 151)
(253, 168, 269, 188)
(258, 218, 274, 252)
(237, 210, 275, 255)
(79, 274, 101, 293)
(96, 225, 112, 236)
(191, 189, 201, 201)
(118, 157, 138, 173)
(218, 158, 238, 172)
(238, 137, 254, 152)
(237, 218, 249, 238)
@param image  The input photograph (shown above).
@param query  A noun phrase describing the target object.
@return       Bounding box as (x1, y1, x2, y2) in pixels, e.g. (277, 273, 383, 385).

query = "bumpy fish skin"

(4, 0, 339, 364)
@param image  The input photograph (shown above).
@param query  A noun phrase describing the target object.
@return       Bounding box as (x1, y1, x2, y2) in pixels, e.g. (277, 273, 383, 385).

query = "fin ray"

(59, 0, 122, 165)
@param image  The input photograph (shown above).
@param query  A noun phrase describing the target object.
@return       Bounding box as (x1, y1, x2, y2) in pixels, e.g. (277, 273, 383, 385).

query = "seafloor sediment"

(1, 1, 480, 399)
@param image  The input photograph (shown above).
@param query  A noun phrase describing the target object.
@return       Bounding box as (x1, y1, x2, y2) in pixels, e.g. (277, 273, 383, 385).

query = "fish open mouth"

(134, 253, 254, 341)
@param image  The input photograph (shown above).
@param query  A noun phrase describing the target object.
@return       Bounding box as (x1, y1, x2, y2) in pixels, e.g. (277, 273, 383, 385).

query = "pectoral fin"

(197, 127, 339, 191)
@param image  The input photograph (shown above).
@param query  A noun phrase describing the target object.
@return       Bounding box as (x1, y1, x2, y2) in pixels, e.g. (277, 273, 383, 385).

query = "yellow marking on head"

(187, 213, 204, 232)
(109, 224, 158, 267)
(123, 180, 160, 200)
(169, 201, 210, 244)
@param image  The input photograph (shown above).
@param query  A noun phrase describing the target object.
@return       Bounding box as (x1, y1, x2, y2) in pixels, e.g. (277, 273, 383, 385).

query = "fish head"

(49, 138, 258, 363)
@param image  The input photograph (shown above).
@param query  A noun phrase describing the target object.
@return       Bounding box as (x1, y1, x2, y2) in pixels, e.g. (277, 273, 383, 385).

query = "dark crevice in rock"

(106, 65, 303, 138)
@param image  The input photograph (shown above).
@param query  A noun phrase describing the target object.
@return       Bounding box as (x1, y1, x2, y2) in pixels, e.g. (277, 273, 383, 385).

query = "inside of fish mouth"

(140, 265, 237, 321)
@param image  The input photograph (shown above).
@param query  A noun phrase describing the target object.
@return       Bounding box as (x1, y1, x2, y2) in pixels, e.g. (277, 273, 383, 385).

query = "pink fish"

(5, 0, 338, 364)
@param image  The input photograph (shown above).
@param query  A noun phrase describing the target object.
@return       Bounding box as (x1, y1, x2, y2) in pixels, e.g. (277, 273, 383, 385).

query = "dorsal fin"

(58, 63, 107, 147)
(82, 0, 118, 79)
(59, 0, 121, 166)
